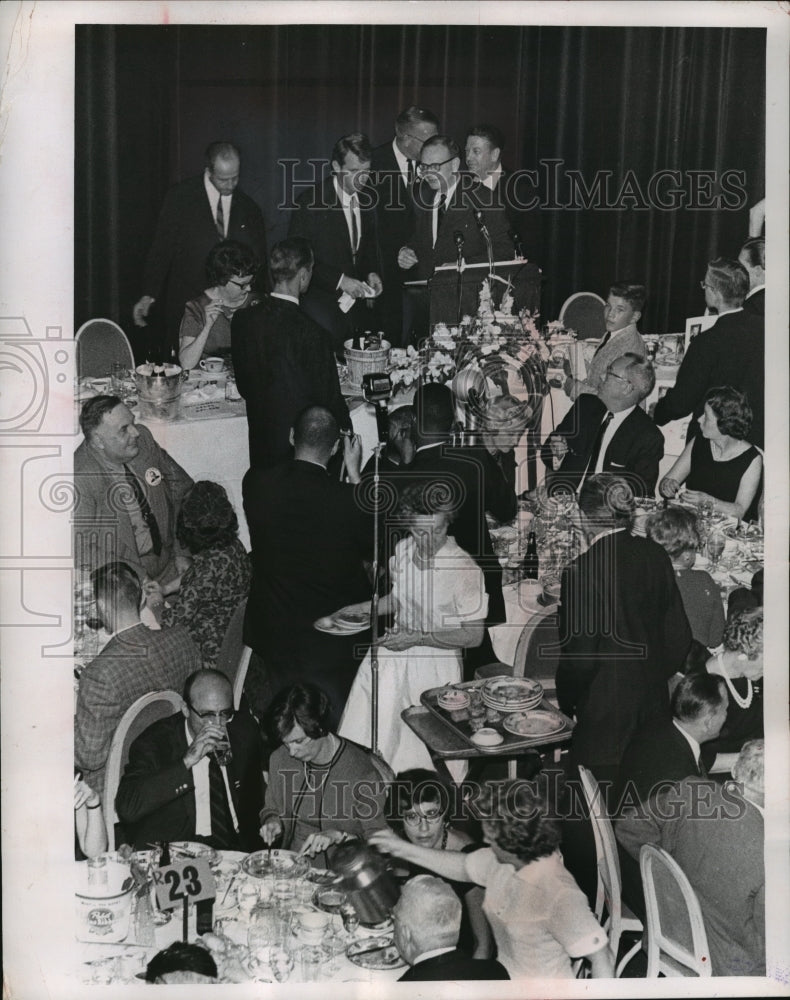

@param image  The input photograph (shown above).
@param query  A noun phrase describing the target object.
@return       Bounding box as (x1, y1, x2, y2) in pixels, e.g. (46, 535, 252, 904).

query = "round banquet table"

(78, 850, 406, 986)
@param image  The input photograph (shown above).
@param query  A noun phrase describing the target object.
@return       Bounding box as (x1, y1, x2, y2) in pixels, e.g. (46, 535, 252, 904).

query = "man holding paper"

(289, 132, 383, 354)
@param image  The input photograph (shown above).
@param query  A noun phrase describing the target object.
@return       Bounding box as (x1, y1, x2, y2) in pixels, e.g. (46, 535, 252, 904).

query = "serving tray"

(420, 678, 573, 754)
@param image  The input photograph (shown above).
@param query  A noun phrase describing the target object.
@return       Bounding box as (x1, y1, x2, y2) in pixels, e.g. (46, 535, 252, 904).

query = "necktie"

(583, 411, 614, 483)
(215, 196, 225, 238)
(350, 195, 359, 256)
(593, 330, 611, 357)
(406, 159, 415, 186)
(123, 465, 162, 556)
(208, 757, 234, 849)
(438, 193, 447, 215)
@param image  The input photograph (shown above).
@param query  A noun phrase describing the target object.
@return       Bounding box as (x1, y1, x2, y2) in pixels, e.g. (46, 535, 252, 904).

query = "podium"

(429, 259, 541, 327)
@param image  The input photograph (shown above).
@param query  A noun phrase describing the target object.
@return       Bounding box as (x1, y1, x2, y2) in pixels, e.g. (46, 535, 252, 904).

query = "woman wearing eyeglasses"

(258, 683, 387, 866)
(388, 769, 493, 959)
(178, 240, 260, 370)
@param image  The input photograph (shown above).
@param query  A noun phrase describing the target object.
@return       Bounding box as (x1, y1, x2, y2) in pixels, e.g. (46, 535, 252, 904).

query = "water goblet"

(339, 901, 360, 937)
(707, 532, 725, 568)
(321, 925, 345, 974)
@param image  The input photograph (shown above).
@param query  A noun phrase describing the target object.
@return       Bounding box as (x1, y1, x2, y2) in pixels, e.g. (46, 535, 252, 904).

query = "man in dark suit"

(739, 236, 765, 318)
(394, 875, 509, 982)
(231, 237, 351, 470)
(289, 133, 383, 354)
(399, 135, 514, 282)
(542, 353, 664, 498)
(115, 669, 266, 852)
(614, 672, 728, 921)
(464, 123, 539, 262)
(653, 257, 764, 447)
(371, 106, 439, 346)
(557, 475, 692, 797)
(242, 406, 373, 727)
(394, 384, 515, 678)
(133, 141, 268, 357)
(618, 672, 728, 808)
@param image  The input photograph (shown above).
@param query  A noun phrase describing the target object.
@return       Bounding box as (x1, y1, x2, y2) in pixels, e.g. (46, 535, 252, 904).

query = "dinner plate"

(313, 616, 369, 636)
(483, 677, 542, 700)
(242, 849, 299, 877)
(332, 609, 371, 629)
(722, 523, 763, 541)
(346, 936, 406, 971)
(168, 841, 219, 866)
(503, 710, 566, 738)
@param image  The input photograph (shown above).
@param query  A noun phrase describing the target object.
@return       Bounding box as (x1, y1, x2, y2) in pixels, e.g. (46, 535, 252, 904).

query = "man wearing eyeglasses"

(540, 353, 664, 497)
(116, 669, 266, 851)
(371, 106, 440, 346)
(398, 135, 514, 282)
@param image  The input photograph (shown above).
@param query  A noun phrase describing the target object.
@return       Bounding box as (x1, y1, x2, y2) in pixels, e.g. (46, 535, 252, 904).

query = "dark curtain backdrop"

(76, 24, 764, 347)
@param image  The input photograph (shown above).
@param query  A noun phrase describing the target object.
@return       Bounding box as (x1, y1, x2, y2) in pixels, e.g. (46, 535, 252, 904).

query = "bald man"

(116, 669, 266, 851)
(394, 875, 509, 982)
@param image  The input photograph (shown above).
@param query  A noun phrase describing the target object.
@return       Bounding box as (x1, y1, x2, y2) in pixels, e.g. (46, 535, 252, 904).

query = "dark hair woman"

(154, 480, 251, 669)
(659, 385, 762, 522)
(178, 240, 260, 370)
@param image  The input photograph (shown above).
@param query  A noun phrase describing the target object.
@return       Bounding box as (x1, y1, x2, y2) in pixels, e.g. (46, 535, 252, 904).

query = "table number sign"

(154, 857, 216, 939)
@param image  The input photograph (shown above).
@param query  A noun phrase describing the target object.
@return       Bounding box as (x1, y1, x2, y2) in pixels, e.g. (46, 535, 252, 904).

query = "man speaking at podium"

(398, 135, 516, 339)
(398, 135, 515, 282)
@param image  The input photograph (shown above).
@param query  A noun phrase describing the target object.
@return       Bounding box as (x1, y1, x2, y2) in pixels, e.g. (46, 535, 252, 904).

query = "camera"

(362, 372, 392, 403)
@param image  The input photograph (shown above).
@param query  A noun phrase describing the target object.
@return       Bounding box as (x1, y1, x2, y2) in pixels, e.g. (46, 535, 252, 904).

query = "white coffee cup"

(199, 356, 225, 373)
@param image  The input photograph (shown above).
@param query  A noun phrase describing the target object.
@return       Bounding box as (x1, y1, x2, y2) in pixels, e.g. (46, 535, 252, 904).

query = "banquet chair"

(577, 765, 644, 977)
(102, 689, 183, 850)
(512, 610, 561, 702)
(558, 292, 606, 342)
(639, 843, 712, 977)
(75, 318, 135, 381)
(215, 598, 252, 710)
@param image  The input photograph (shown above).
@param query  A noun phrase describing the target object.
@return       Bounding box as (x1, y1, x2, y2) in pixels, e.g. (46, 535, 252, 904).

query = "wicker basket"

(343, 339, 391, 389)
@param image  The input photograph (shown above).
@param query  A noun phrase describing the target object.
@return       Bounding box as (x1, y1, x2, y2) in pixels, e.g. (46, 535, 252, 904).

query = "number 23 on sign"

(153, 857, 216, 910)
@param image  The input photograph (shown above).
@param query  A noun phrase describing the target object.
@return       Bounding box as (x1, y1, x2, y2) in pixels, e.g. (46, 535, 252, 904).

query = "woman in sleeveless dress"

(659, 385, 762, 521)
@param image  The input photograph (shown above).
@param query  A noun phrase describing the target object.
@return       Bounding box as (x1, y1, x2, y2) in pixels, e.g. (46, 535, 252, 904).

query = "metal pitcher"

(328, 839, 400, 925)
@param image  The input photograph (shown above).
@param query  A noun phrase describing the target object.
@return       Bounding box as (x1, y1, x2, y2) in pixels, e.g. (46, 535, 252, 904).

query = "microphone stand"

(454, 231, 466, 325)
(474, 209, 494, 278)
(369, 440, 384, 757)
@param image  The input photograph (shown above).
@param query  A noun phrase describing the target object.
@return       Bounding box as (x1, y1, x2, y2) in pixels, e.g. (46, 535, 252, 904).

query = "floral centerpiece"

(387, 277, 576, 409)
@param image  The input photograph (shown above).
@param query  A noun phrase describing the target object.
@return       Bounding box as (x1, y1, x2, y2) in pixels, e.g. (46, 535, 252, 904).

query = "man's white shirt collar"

(411, 946, 455, 965)
(672, 718, 701, 768)
(482, 165, 503, 190)
(392, 138, 411, 184)
(270, 292, 299, 305)
(745, 284, 765, 298)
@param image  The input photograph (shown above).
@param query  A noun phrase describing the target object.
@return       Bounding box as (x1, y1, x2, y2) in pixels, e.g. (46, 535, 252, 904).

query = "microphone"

(453, 230, 465, 271)
(509, 229, 525, 260)
(473, 209, 490, 241)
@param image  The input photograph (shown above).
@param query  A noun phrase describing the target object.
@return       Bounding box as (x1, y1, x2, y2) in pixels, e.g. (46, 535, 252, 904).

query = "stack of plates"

(481, 676, 543, 713)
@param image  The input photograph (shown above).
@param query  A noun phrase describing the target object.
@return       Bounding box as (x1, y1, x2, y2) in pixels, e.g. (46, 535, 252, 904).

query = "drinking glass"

(321, 925, 345, 974)
(270, 945, 295, 983)
(707, 532, 725, 567)
(300, 945, 324, 982)
(237, 880, 260, 918)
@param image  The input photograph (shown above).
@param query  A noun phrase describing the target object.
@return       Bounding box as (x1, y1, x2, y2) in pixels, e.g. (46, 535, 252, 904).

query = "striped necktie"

(215, 196, 225, 238)
(123, 465, 162, 556)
